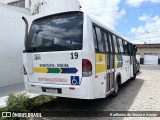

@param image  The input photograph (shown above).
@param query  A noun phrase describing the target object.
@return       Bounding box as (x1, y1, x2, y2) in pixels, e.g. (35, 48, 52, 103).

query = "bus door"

(133, 45, 137, 75)
(103, 32, 115, 94)
(129, 43, 133, 77)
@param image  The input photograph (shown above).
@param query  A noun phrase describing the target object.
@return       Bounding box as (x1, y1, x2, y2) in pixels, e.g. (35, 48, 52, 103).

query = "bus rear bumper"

(24, 76, 94, 99)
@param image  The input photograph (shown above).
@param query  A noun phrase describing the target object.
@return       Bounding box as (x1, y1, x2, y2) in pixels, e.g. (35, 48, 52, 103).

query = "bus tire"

(111, 77, 120, 97)
(131, 74, 136, 80)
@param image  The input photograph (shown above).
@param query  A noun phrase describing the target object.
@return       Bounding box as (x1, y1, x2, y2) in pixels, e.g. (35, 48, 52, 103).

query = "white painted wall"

(25, 0, 80, 15)
(144, 55, 158, 65)
(0, 4, 27, 87)
(0, 0, 80, 88)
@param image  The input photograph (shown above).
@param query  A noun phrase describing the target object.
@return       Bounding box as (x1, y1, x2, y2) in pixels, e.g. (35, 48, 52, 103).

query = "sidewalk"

(0, 84, 38, 108)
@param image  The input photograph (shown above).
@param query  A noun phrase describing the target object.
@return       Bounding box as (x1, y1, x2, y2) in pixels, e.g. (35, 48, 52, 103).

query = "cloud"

(126, 0, 160, 7)
(79, 0, 125, 30)
(129, 14, 160, 44)
(138, 14, 152, 21)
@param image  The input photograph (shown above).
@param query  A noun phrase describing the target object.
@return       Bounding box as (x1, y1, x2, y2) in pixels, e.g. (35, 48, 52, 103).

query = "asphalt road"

(34, 65, 160, 120)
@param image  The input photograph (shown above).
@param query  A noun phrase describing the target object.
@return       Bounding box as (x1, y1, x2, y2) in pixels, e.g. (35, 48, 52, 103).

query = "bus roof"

(86, 13, 132, 44)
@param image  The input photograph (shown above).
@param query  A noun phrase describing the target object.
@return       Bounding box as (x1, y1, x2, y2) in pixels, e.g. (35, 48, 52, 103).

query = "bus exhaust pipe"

(22, 17, 29, 50)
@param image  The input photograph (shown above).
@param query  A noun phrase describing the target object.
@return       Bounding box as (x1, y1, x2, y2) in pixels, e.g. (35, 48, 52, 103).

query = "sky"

(79, 0, 160, 44)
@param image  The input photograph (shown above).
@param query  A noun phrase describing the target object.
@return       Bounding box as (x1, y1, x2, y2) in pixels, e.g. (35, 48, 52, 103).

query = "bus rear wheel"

(131, 74, 136, 80)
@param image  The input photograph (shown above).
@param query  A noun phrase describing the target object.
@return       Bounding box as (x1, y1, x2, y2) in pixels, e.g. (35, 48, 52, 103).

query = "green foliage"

(1, 93, 30, 120)
(29, 95, 53, 112)
(1, 93, 54, 120)
(0, 108, 5, 111)
(6, 93, 30, 113)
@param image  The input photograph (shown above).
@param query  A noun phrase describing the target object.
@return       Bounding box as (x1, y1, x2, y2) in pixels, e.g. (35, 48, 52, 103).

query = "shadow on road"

(136, 71, 142, 76)
(38, 78, 144, 119)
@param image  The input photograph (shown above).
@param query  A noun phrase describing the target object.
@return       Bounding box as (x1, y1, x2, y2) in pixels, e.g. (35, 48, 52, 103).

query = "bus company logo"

(71, 76, 80, 85)
(34, 54, 41, 60)
(2, 112, 11, 118)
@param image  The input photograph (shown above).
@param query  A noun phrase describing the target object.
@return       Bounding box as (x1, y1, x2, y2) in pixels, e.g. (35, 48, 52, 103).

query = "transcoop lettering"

(38, 77, 67, 83)
(40, 64, 69, 68)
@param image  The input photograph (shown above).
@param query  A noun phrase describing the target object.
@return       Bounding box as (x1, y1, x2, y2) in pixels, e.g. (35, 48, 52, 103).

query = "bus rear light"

(69, 87, 75, 90)
(82, 59, 92, 77)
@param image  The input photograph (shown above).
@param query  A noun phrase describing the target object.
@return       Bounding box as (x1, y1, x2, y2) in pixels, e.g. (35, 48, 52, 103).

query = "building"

(0, 0, 79, 88)
(0, 0, 25, 7)
(136, 44, 160, 65)
(25, 0, 79, 15)
(0, 0, 80, 15)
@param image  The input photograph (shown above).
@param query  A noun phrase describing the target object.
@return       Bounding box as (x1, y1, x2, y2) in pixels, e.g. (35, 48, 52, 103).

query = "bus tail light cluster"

(82, 59, 92, 77)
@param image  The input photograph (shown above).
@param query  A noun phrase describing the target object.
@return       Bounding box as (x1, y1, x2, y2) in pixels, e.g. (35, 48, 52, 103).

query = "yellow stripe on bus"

(95, 53, 106, 74)
(115, 55, 118, 68)
(96, 63, 106, 73)
(34, 67, 48, 73)
(96, 54, 106, 63)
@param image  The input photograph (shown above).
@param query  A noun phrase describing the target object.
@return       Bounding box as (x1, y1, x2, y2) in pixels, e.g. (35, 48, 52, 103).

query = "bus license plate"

(46, 88, 57, 94)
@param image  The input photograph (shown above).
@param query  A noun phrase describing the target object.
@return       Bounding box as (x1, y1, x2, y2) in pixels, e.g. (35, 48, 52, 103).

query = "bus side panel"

(83, 17, 107, 99)
(115, 55, 132, 84)
(94, 53, 106, 98)
(81, 15, 96, 99)
(121, 55, 131, 84)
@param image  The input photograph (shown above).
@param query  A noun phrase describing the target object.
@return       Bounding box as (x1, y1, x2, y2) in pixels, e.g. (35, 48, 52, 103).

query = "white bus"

(23, 11, 137, 99)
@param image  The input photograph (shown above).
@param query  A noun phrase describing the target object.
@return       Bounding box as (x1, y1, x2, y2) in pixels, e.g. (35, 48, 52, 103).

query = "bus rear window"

(27, 12, 83, 52)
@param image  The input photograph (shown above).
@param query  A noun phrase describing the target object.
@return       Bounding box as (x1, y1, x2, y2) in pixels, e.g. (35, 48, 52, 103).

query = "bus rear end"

(23, 11, 94, 99)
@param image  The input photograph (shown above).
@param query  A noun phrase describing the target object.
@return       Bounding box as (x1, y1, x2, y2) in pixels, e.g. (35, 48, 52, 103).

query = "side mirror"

(135, 47, 137, 52)
(133, 45, 137, 52)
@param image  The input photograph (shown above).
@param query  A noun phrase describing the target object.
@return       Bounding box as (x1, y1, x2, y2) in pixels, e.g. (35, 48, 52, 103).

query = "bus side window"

(108, 33, 114, 69)
(116, 37, 120, 53)
(92, 26, 98, 52)
(131, 44, 134, 56)
(108, 34, 113, 53)
(103, 32, 110, 69)
(113, 35, 118, 54)
(128, 43, 132, 56)
(118, 38, 124, 54)
(123, 41, 129, 55)
(103, 33, 109, 53)
(95, 27, 105, 53)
